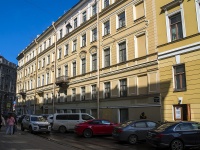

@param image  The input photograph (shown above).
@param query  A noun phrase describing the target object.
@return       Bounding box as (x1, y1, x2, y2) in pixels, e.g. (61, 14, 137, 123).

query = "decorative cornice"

(161, 0, 183, 11)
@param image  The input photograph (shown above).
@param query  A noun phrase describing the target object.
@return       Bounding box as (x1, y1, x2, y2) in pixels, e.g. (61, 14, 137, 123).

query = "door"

(67, 114, 80, 130)
(134, 121, 148, 140)
(173, 104, 190, 121)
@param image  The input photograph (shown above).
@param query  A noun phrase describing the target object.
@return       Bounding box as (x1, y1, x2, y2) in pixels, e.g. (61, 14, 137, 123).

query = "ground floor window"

(120, 108, 128, 123)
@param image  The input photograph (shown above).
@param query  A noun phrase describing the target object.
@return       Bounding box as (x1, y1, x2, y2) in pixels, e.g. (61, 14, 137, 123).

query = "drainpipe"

(96, 0, 100, 119)
(34, 39, 39, 114)
(52, 22, 57, 114)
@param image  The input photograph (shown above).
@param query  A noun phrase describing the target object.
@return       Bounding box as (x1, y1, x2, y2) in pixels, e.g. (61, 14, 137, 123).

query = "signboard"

(174, 106, 182, 120)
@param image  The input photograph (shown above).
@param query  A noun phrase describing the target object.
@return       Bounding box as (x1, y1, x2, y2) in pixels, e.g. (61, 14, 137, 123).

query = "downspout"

(52, 22, 57, 114)
(34, 39, 39, 114)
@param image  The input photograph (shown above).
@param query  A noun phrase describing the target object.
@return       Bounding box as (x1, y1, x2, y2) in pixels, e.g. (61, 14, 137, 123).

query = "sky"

(0, 0, 79, 65)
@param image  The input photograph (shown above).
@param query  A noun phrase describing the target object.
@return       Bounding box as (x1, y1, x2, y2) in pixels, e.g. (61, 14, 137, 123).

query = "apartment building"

(16, 0, 160, 123)
(156, 0, 200, 122)
(0, 55, 17, 113)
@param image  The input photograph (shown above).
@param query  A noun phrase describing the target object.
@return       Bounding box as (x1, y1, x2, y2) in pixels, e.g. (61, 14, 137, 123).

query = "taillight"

(155, 133, 164, 139)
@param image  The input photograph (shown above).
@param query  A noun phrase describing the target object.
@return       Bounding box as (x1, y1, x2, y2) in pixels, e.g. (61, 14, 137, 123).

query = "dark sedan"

(112, 120, 160, 144)
(146, 121, 200, 150)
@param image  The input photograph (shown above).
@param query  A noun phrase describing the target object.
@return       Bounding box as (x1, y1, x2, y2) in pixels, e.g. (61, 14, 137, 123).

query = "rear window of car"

(56, 114, 79, 120)
(147, 121, 157, 127)
(120, 120, 133, 127)
(134, 122, 147, 128)
(31, 116, 46, 122)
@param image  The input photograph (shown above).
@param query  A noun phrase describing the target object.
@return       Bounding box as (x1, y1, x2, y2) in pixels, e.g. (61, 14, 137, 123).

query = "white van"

(52, 113, 95, 133)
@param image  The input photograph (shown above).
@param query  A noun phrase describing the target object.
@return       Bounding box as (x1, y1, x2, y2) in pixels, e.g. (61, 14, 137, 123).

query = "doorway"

(173, 104, 190, 121)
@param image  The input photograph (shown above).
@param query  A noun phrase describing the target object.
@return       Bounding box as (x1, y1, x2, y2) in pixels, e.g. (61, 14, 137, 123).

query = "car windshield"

(119, 120, 133, 127)
(31, 116, 46, 122)
(156, 123, 175, 131)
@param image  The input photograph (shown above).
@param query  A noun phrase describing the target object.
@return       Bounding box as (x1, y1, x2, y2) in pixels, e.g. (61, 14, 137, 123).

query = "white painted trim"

(195, 0, 200, 32)
(158, 42, 200, 60)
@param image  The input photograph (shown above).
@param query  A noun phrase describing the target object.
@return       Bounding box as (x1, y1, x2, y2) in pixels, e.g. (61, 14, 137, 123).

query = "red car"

(74, 119, 118, 138)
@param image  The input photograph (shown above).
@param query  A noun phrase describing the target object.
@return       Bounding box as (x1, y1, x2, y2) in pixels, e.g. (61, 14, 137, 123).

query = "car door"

(67, 114, 80, 130)
(191, 122, 200, 145)
(90, 120, 103, 135)
(175, 123, 196, 146)
(101, 120, 113, 134)
(133, 121, 148, 140)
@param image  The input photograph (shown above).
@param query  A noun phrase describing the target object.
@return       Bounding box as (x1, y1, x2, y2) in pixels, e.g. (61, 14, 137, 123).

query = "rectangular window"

(49, 38, 51, 46)
(170, 13, 183, 41)
(118, 11, 126, 28)
(73, 40, 77, 52)
(73, 61, 76, 77)
(92, 53, 97, 71)
(60, 29, 63, 39)
(58, 68, 61, 77)
(58, 48, 62, 59)
(120, 79, 127, 97)
(46, 73, 49, 84)
(65, 65, 68, 76)
(44, 41, 46, 49)
(38, 77, 40, 87)
(74, 18, 77, 28)
(174, 64, 186, 91)
(104, 0, 109, 8)
(104, 82, 110, 99)
(119, 41, 126, 63)
(38, 61, 41, 69)
(81, 87, 85, 101)
(82, 58, 86, 74)
(92, 28, 97, 42)
(42, 75, 44, 86)
(82, 11, 87, 23)
(43, 58, 45, 67)
(47, 55, 50, 64)
(92, 4, 97, 16)
(104, 48, 110, 67)
(92, 85, 97, 100)
(104, 21, 110, 35)
(82, 34, 86, 47)
(65, 44, 69, 56)
(72, 88, 76, 101)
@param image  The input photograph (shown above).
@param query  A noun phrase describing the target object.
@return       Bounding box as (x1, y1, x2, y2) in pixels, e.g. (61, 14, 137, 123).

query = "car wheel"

(59, 126, 66, 133)
(171, 139, 184, 150)
(21, 124, 24, 131)
(29, 126, 34, 134)
(83, 129, 93, 138)
(128, 134, 138, 144)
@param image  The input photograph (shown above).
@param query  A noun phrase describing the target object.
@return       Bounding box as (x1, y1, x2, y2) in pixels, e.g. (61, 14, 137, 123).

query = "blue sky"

(0, 0, 79, 64)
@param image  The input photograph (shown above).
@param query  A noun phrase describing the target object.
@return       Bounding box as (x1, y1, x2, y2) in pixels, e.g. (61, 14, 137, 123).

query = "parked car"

(112, 120, 160, 144)
(47, 115, 53, 126)
(52, 113, 95, 133)
(21, 115, 51, 134)
(40, 114, 52, 120)
(75, 119, 118, 138)
(146, 121, 200, 150)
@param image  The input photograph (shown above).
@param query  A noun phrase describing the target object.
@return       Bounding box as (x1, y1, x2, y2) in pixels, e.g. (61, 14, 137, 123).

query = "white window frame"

(102, 47, 111, 68)
(165, 8, 186, 43)
(91, 27, 97, 42)
(102, 20, 110, 36)
(195, 0, 200, 32)
(103, 0, 110, 9)
(116, 39, 128, 63)
(116, 10, 126, 29)
(133, 0, 146, 21)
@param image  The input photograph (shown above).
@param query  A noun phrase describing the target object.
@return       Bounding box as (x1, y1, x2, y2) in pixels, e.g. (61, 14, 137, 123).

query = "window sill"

(72, 50, 76, 53)
(117, 25, 126, 31)
(173, 88, 187, 92)
(81, 45, 86, 49)
(90, 40, 97, 44)
(103, 33, 110, 38)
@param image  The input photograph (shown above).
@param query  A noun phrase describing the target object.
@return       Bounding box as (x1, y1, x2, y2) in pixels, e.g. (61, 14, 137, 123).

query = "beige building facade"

(16, 0, 160, 123)
(156, 0, 200, 122)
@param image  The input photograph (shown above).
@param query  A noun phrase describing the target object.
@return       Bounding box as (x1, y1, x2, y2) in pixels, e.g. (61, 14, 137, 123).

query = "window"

(74, 18, 77, 28)
(136, 34, 147, 57)
(58, 48, 62, 59)
(38, 61, 41, 69)
(72, 88, 76, 101)
(58, 68, 61, 77)
(40, 45, 42, 52)
(42, 75, 44, 86)
(47, 55, 50, 64)
(38, 77, 40, 87)
(43, 58, 45, 67)
(65, 65, 68, 76)
(174, 64, 186, 91)
(73, 40, 77, 52)
(82, 11, 87, 23)
(65, 44, 69, 56)
(46, 73, 49, 84)
(104, 82, 110, 98)
(104, 21, 110, 35)
(134, 1, 145, 20)
(92, 53, 97, 71)
(195, 0, 200, 32)
(119, 41, 126, 63)
(73, 61, 76, 77)
(169, 13, 183, 41)
(60, 29, 63, 39)
(82, 34, 86, 47)
(44, 41, 46, 49)
(81, 87, 85, 101)
(49, 38, 51, 46)
(92, 4, 97, 16)
(104, 48, 110, 67)
(92, 85, 97, 100)
(92, 28, 97, 42)
(104, 0, 109, 8)
(118, 11, 126, 28)
(82, 58, 86, 74)
(120, 79, 127, 97)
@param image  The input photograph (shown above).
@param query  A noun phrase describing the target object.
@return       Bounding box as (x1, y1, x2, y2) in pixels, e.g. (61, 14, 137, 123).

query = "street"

(0, 126, 160, 150)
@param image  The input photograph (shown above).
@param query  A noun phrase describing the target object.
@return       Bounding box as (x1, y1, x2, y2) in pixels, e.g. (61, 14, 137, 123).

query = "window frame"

(92, 53, 97, 71)
(81, 87, 85, 101)
(82, 58, 86, 74)
(74, 18, 78, 29)
(73, 39, 77, 52)
(173, 64, 186, 91)
(120, 79, 127, 97)
(195, 0, 200, 32)
(82, 11, 87, 23)
(104, 20, 110, 36)
(118, 41, 127, 63)
(72, 61, 76, 77)
(92, 84, 97, 100)
(118, 11, 126, 29)
(92, 28, 97, 42)
(82, 34, 86, 47)
(104, 48, 110, 67)
(104, 82, 110, 99)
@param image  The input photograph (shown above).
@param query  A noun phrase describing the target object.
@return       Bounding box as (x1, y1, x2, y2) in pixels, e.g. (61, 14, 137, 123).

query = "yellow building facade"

(16, 0, 160, 123)
(156, 0, 200, 121)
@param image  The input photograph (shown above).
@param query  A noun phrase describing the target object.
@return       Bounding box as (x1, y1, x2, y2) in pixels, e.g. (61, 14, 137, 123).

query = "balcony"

(19, 89, 26, 96)
(56, 76, 69, 87)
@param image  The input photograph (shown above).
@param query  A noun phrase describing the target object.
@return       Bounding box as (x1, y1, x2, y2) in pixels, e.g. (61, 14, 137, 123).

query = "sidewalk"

(0, 126, 79, 150)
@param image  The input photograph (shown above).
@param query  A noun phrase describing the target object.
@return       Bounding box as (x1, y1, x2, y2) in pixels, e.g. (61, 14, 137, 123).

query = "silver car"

(112, 120, 160, 144)
(21, 115, 51, 134)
